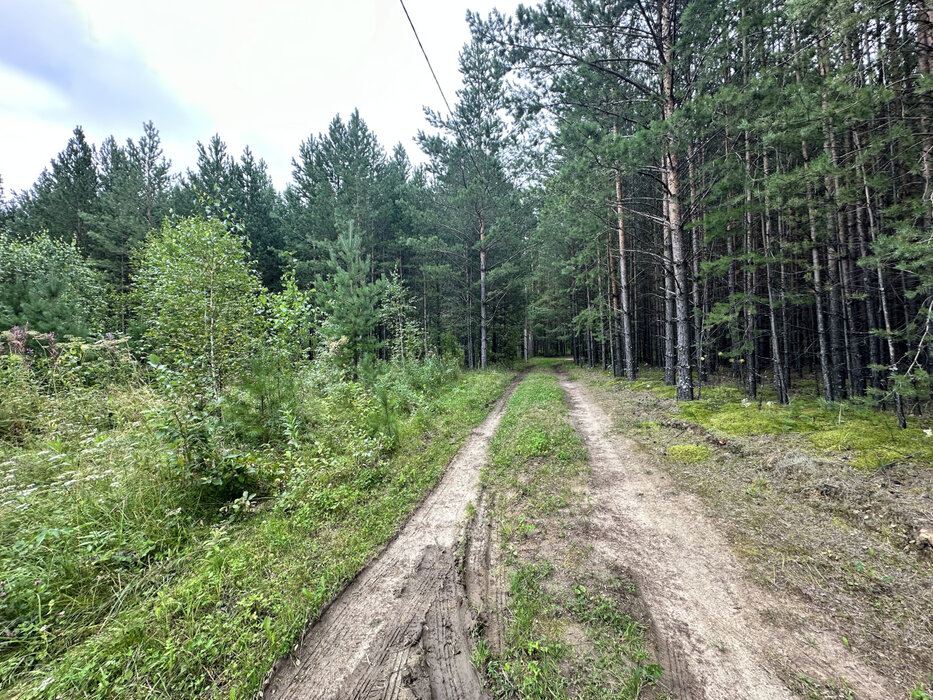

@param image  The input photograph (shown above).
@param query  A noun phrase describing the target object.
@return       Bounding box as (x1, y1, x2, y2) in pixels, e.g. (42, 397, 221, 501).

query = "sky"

(0, 0, 517, 195)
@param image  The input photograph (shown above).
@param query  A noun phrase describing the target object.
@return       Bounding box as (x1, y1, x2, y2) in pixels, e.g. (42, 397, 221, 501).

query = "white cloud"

(0, 64, 70, 116)
(0, 0, 515, 193)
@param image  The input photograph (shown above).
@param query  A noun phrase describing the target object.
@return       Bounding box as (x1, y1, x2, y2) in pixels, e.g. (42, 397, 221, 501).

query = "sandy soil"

(557, 371, 901, 700)
(262, 374, 523, 700)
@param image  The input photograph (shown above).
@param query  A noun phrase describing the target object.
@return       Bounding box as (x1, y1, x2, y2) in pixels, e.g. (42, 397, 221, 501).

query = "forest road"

(557, 371, 900, 700)
(262, 372, 524, 700)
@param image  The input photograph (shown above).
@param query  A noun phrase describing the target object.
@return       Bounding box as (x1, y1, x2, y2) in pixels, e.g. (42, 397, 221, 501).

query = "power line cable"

(398, 0, 455, 118)
(397, 0, 492, 193)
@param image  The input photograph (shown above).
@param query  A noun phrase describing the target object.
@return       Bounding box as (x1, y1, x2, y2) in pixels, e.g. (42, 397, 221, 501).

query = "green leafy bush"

(133, 215, 263, 395)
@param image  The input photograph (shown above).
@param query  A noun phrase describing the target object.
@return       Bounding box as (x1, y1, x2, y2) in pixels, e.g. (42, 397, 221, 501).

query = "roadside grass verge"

(575, 365, 932, 696)
(2, 367, 512, 699)
(475, 371, 664, 699)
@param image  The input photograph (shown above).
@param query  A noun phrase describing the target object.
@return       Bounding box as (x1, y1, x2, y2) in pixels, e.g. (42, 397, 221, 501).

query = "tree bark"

(662, 198, 676, 386)
(763, 152, 789, 404)
(687, 141, 705, 384)
(615, 173, 637, 379)
(479, 213, 488, 370)
(661, 0, 693, 401)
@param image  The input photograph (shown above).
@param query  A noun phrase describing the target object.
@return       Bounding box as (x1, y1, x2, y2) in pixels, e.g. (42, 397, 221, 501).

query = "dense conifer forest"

(3, 0, 933, 414)
(1, 0, 932, 698)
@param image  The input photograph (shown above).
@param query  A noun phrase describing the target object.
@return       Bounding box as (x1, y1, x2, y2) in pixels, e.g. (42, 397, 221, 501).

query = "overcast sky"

(0, 0, 517, 195)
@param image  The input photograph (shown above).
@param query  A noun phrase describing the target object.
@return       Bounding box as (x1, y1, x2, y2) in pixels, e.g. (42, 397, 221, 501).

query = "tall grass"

(1, 346, 512, 698)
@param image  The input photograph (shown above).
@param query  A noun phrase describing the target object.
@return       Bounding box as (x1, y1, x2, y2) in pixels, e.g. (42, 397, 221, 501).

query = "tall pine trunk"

(615, 173, 637, 379)
(763, 152, 789, 404)
(479, 214, 488, 370)
(661, 0, 693, 400)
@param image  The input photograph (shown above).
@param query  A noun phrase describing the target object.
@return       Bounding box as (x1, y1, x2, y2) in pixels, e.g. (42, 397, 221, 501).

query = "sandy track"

(262, 367, 900, 700)
(262, 374, 523, 700)
(558, 372, 899, 700)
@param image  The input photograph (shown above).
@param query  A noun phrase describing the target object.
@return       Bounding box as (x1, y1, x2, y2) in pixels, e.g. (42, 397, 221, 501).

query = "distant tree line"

(0, 64, 533, 370)
(2, 0, 932, 425)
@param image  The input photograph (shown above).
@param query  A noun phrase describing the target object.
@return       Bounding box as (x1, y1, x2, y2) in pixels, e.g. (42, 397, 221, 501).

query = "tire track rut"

(558, 371, 899, 699)
(263, 373, 524, 700)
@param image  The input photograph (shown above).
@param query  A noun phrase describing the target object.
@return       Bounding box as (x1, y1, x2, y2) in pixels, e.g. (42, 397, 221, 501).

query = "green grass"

(683, 392, 933, 469)
(667, 443, 711, 463)
(477, 370, 662, 699)
(607, 366, 933, 470)
(627, 374, 677, 400)
(569, 582, 663, 698)
(486, 373, 586, 523)
(483, 560, 568, 698)
(1, 365, 512, 699)
(527, 357, 568, 369)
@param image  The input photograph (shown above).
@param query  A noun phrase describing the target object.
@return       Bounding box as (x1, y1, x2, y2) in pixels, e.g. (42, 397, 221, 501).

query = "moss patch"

(667, 444, 710, 463)
(611, 367, 933, 471)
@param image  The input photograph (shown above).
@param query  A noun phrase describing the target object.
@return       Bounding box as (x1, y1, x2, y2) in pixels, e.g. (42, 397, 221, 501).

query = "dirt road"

(558, 372, 899, 700)
(262, 375, 523, 700)
(264, 368, 901, 699)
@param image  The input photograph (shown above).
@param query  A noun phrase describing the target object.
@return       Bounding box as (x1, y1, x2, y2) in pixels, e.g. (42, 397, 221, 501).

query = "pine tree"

(418, 39, 524, 369)
(232, 148, 283, 290)
(0, 232, 108, 336)
(127, 120, 171, 230)
(189, 134, 235, 198)
(26, 126, 100, 250)
(316, 223, 385, 374)
(282, 133, 338, 287)
(84, 137, 147, 294)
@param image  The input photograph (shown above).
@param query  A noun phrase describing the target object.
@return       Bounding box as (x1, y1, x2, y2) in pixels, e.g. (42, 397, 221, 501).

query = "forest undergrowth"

(0, 341, 512, 699)
(574, 364, 933, 697)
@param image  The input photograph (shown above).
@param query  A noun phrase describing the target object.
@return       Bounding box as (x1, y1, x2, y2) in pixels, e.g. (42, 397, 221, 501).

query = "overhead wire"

(397, 0, 534, 267)
(397, 0, 489, 180)
(398, 0, 456, 118)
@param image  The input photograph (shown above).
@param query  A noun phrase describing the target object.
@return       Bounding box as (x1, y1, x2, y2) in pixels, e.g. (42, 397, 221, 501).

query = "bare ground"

(577, 366, 933, 696)
(557, 371, 902, 700)
(262, 374, 523, 700)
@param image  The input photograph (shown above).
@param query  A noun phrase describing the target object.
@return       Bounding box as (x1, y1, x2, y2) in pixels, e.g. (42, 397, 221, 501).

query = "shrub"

(0, 232, 109, 336)
(133, 216, 263, 396)
(0, 232, 108, 337)
(146, 360, 266, 499)
(222, 348, 301, 445)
